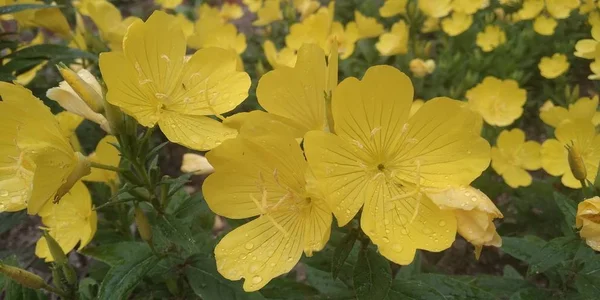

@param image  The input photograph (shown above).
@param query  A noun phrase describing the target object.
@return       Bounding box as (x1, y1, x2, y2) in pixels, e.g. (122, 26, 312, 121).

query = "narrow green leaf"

(155, 214, 200, 254)
(0, 4, 57, 15)
(553, 192, 577, 230)
(97, 253, 161, 300)
(332, 229, 358, 279)
(80, 242, 150, 266)
(185, 255, 264, 300)
(528, 237, 579, 275)
(353, 247, 392, 300)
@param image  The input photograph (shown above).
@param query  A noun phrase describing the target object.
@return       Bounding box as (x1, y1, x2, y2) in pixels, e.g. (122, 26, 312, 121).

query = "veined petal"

(158, 112, 237, 151)
(224, 111, 307, 139)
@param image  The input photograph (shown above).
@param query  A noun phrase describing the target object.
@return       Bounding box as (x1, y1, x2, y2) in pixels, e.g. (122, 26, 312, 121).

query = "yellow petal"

(84, 136, 120, 183)
(502, 165, 533, 188)
(180, 153, 214, 175)
(223, 111, 307, 139)
(158, 112, 237, 151)
(541, 139, 569, 176)
(354, 11, 385, 38)
(379, 0, 407, 17)
(540, 105, 570, 127)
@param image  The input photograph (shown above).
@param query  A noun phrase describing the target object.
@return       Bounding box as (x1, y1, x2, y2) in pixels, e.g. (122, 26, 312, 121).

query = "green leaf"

(155, 214, 200, 254)
(503, 265, 523, 279)
(4, 44, 97, 62)
(396, 251, 421, 279)
(78, 278, 99, 300)
(415, 274, 496, 300)
(553, 192, 577, 230)
(575, 274, 600, 298)
(184, 255, 264, 300)
(332, 229, 358, 279)
(0, 4, 56, 15)
(501, 236, 546, 263)
(528, 237, 579, 275)
(97, 252, 162, 300)
(80, 242, 150, 266)
(353, 246, 392, 300)
(386, 279, 445, 300)
(305, 265, 354, 297)
(260, 277, 319, 299)
(508, 287, 553, 300)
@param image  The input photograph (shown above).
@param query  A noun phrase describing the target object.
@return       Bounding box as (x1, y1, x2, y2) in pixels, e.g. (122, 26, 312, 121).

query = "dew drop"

(400, 228, 408, 235)
(470, 197, 477, 202)
(0, 190, 8, 197)
(249, 263, 261, 273)
(438, 221, 446, 227)
(245, 242, 254, 250)
(382, 237, 390, 243)
(252, 275, 263, 284)
(392, 244, 403, 252)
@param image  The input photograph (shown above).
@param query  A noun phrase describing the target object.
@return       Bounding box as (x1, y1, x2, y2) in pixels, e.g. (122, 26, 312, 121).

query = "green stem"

(90, 162, 122, 173)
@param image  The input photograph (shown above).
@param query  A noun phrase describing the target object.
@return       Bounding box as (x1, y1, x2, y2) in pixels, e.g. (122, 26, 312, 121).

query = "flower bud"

(0, 264, 47, 290)
(566, 142, 587, 181)
(409, 58, 436, 78)
(56, 64, 104, 113)
(135, 207, 153, 243)
(577, 197, 600, 251)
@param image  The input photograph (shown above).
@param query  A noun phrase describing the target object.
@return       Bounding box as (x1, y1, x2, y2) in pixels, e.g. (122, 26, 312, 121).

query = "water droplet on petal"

(245, 242, 254, 250)
(438, 221, 446, 227)
(382, 237, 390, 243)
(0, 190, 8, 197)
(392, 244, 403, 252)
(252, 275, 263, 284)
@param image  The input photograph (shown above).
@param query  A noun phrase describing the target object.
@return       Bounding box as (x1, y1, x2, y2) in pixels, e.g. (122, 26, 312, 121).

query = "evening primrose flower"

(441, 12, 474, 36)
(476, 25, 506, 52)
(540, 96, 600, 127)
(35, 181, 97, 262)
(253, 0, 283, 26)
(429, 186, 503, 259)
(84, 136, 120, 185)
(329, 22, 359, 59)
(379, 0, 407, 17)
(304, 66, 491, 265)
(577, 197, 600, 251)
(409, 58, 435, 77)
(263, 41, 298, 69)
(188, 23, 247, 55)
(376, 20, 409, 56)
(419, 0, 452, 18)
(203, 135, 332, 291)
(541, 120, 600, 188)
(85, 0, 141, 51)
(539, 53, 570, 79)
(466, 77, 527, 126)
(517, 0, 545, 19)
(294, 0, 320, 19)
(220, 3, 244, 20)
(574, 26, 600, 59)
(534, 15, 558, 35)
(354, 11, 385, 39)
(518, 0, 579, 20)
(99, 11, 251, 151)
(452, 0, 488, 14)
(8, 0, 71, 38)
(491, 129, 542, 188)
(0, 82, 91, 214)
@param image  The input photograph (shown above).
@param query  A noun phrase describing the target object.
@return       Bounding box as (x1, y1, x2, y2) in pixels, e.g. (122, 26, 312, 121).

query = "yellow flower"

(354, 11, 385, 39)
(546, 0, 580, 19)
(575, 25, 600, 59)
(85, 0, 141, 51)
(429, 186, 503, 259)
(8, 0, 71, 38)
(181, 153, 214, 175)
(294, 0, 320, 19)
(541, 120, 600, 188)
(257, 44, 335, 135)
(491, 129, 542, 188)
(409, 58, 436, 77)
(253, 0, 283, 26)
(189, 23, 247, 55)
(220, 3, 244, 20)
(0, 82, 91, 214)
(304, 66, 491, 265)
(99, 11, 251, 151)
(441, 12, 473, 36)
(263, 40, 298, 69)
(174, 13, 195, 40)
(155, 0, 182, 9)
(421, 17, 440, 33)
(476, 25, 506, 52)
(35, 181, 97, 262)
(243, 0, 263, 12)
(590, 11, 600, 26)
(376, 20, 409, 56)
(577, 197, 600, 251)
(286, 9, 331, 51)
(47, 67, 112, 134)
(452, 0, 487, 15)
(84, 136, 120, 184)
(466, 77, 527, 126)
(580, 0, 597, 13)
(379, 0, 407, 17)
(517, 0, 545, 19)
(327, 22, 359, 59)
(55, 112, 84, 153)
(203, 135, 332, 291)
(534, 15, 558, 35)
(540, 97, 600, 127)
(419, 0, 452, 18)
(538, 53, 570, 79)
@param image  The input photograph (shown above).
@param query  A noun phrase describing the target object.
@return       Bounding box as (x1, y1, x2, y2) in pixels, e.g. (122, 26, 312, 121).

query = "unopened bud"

(56, 64, 104, 113)
(135, 207, 152, 243)
(0, 264, 47, 290)
(566, 142, 587, 181)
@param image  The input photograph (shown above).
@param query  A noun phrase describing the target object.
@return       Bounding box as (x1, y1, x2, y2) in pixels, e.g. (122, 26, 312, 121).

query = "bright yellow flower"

(546, 0, 580, 19)
(174, 13, 195, 40)
(491, 129, 542, 188)
(534, 15, 558, 35)
(541, 120, 600, 188)
(85, 0, 141, 51)
(329, 22, 359, 59)
(286, 9, 331, 51)
(429, 186, 502, 259)
(538, 53, 570, 79)
(419, 0, 452, 18)
(46, 67, 112, 134)
(466, 77, 527, 126)
(263, 41, 298, 69)
(35, 181, 97, 262)
(99, 11, 251, 151)
(575, 25, 600, 59)
(304, 66, 491, 265)
(476, 25, 506, 52)
(590, 11, 600, 26)
(8, 0, 71, 38)
(220, 3, 244, 20)
(155, 0, 182, 9)
(181, 153, 214, 175)
(243, 0, 263, 12)
(409, 58, 436, 78)
(55, 112, 84, 153)
(547, 100, 599, 130)
(376, 20, 409, 56)
(257, 44, 335, 135)
(517, 0, 545, 19)
(294, 0, 320, 19)
(354, 11, 385, 38)
(379, 0, 407, 17)
(84, 136, 120, 184)
(421, 17, 440, 33)
(253, 0, 283, 26)
(189, 23, 247, 55)
(203, 134, 332, 291)
(441, 12, 473, 36)
(452, 0, 487, 15)
(0, 82, 91, 214)
(577, 197, 600, 251)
